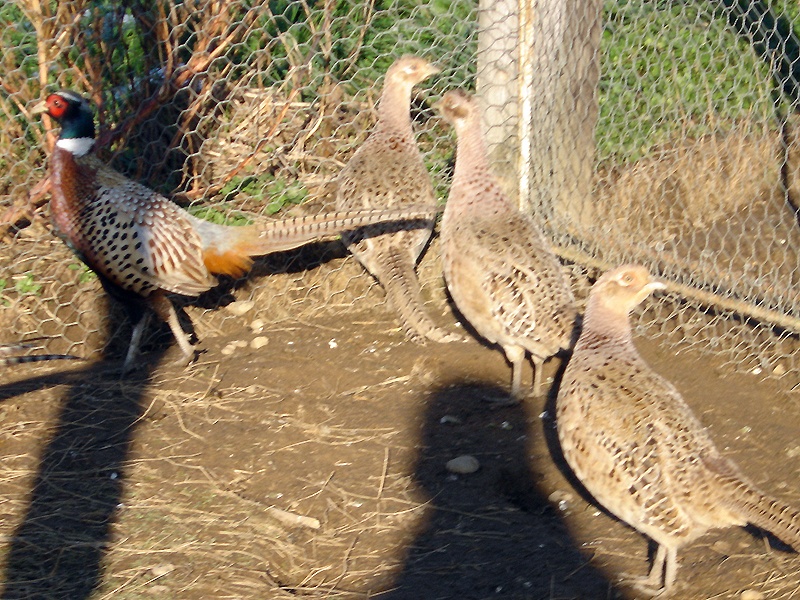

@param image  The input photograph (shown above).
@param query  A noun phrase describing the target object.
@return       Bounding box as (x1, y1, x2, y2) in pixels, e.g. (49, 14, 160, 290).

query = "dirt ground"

(1, 286, 800, 600)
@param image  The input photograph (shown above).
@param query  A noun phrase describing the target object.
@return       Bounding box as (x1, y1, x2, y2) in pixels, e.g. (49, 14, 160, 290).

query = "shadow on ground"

(380, 381, 618, 600)
(0, 331, 166, 599)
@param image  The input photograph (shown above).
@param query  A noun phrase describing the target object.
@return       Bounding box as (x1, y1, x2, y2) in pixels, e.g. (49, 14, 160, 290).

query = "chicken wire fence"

(0, 0, 798, 388)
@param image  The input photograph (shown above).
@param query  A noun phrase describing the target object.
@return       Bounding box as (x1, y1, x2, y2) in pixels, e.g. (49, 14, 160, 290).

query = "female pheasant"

(34, 90, 436, 372)
(336, 56, 464, 344)
(436, 90, 577, 398)
(558, 265, 800, 595)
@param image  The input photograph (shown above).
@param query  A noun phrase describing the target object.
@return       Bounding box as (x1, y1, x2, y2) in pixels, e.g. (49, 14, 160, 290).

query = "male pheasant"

(34, 89, 436, 371)
(336, 55, 464, 344)
(436, 90, 577, 398)
(557, 264, 800, 595)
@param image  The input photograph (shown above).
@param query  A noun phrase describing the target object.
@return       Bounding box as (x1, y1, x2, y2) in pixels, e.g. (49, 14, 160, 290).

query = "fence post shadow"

(379, 380, 618, 600)
(0, 306, 167, 600)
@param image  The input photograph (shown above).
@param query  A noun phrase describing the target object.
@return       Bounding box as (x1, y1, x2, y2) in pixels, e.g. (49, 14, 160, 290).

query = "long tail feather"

(251, 207, 438, 255)
(722, 476, 800, 549)
(1, 354, 81, 367)
(372, 247, 464, 343)
(194, 207, 439, 278)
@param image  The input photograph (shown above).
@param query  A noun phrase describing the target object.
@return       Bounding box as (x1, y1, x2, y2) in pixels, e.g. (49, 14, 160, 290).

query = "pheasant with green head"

(34, 90, 437, 372)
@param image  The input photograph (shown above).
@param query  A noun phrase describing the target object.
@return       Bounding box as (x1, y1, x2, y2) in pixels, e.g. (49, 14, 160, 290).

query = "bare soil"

(1, 294, 799, 600)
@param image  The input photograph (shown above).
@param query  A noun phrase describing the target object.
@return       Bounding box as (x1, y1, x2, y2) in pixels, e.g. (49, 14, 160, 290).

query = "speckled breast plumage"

(49, 148, 216, 298)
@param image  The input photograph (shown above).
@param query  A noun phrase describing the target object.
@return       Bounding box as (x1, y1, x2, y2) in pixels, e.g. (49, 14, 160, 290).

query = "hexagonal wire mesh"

(0, 0, 797, 388)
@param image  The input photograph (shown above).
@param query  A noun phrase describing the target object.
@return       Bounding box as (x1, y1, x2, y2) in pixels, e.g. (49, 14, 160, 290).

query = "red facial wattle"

(46, 94, 68, 119)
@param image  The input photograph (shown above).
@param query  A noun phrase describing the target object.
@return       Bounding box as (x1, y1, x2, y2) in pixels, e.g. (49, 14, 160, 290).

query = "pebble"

(225, 300, 255, 316)
(440, 415, 462, 425)
(251, 336, 269, 350)
(250, 318, 266, 333)
(149, 563, 175, 578)
(548, 490, 575, 512)
(710, 540, 732, 554)
(220, 341, 246, 355)
(446, 455, 480, 474)
(740, 590, 765, 600)
(149, 585, 171, 595)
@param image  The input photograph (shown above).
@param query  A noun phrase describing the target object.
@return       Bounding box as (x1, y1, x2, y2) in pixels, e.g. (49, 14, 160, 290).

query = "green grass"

(262, 178, 308, 215)
(597, 1, 780, 164)
(13, 274, 41, 295)
(187, 204, 253, 227)
(211, 174, 308, 217)
(68, 262, 97, 284)
(0, 273, 44, 305)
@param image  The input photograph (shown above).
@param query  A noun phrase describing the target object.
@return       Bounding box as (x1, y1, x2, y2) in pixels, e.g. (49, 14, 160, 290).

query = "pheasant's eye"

(621, 274, 634, 285)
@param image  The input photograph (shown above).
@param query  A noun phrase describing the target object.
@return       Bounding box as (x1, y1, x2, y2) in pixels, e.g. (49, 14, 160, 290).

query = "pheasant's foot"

(530, 356, 547, 398)
(620, 545, 674, 597)
(620, 572, 666, 597)
(172, 346, 198, 369)
(424, 327, 468, 344)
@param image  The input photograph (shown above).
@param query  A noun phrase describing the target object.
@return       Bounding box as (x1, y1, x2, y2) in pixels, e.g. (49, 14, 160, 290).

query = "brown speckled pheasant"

(34, 90, 437, 371)
(436, 89, 577, 398)
(557, 264, 800, 595)
(0, 341, 79, 367)
(336, 56, 464, 344)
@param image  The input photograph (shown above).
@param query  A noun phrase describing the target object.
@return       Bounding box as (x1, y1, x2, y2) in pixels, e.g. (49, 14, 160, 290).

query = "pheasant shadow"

(235, 239, 349, 283)
(98, 240, 358, 363)
(380, 381, 618, 600)
(0, 368, 88, 403)
(93, 241, 347, 361)
(0, 332, 165, 598)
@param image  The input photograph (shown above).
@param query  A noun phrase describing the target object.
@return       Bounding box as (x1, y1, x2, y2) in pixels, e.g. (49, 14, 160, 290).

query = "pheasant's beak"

(31, 100, 49, 116)
(644, 280, 667, 295)
(425, 64, 441, 78)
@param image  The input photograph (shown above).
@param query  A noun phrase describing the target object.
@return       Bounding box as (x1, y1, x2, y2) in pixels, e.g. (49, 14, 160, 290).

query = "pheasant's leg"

(661, 547, 679, 595)
(122, 312, 150, 374)
(624, 543, 669, 596)
(504, 345, 526, 400)
(149, 293, 195, 365)
(531, 355, 544, 397)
